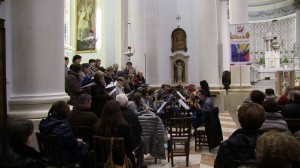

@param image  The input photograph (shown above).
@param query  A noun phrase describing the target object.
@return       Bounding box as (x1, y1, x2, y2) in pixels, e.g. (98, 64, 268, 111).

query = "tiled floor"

(144, 112, 239, 168)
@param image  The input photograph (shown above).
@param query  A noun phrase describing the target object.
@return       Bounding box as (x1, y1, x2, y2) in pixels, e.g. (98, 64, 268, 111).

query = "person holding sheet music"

(129, 92, 152, 116)
(91, 71, 111, 117)
(66, 64, 87, 106)
(104, 66, 115, 85)
(80, 63, 93, 86)
(124, 75, 133, 94)
(191, 89, 214, 129)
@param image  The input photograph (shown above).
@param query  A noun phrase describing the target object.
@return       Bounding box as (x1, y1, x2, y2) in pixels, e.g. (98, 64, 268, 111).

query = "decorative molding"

(249, 0, 293, 11)
(249, 4, 296, 21)
(250, 15, 296, 54)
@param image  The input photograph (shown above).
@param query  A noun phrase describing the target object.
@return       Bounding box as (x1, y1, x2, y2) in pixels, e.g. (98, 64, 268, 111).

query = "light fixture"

(123, 0, 135, 62)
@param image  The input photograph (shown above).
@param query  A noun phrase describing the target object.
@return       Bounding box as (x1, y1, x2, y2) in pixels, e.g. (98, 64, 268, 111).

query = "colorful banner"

(229, 24, 251, 64)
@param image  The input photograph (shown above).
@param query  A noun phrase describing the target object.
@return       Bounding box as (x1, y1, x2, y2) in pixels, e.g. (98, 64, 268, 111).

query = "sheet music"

(109, 88, 117, 96)
(176, 91, 186, 101)
(80, 82, 95, 89)
(178, 99, 190, 110)
(157, 102, 167, 113)
(126, 90, 135, 97)
(105, 81, 117, 89)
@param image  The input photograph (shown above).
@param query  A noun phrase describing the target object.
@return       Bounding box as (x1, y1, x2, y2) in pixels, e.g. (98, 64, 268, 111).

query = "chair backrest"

(233, 160, 258, 168)
(36, 132, 62, 165)
(72, 126, 93, 148)
(284, 118, 300, 133)
(93, 136, 125, 167)
(169, 117, 191, 138)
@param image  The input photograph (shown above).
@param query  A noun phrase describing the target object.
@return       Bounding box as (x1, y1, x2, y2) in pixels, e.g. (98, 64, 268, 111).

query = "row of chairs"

(36, 132, 127, 168)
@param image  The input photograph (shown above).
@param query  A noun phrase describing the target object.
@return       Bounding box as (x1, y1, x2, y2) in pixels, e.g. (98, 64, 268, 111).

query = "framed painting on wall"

(75, 0, 96, 53)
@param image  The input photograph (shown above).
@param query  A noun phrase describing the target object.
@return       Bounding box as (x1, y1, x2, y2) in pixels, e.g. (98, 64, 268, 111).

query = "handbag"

(104, 137, 132, 168)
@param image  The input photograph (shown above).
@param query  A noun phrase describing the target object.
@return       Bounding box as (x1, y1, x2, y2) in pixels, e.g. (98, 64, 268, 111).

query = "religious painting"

(231, 43, 250, 62)
(229, 24, 251, 64)
(171, 27, 187, 52)
(173, 59, 185, 83)
(75, 0, 96, 53)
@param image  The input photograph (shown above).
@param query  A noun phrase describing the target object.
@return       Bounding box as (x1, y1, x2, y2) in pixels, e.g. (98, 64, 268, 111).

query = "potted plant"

(296, 76, 300, 85)
(281, 56, 289, 69)
(258, 57, 265, 69)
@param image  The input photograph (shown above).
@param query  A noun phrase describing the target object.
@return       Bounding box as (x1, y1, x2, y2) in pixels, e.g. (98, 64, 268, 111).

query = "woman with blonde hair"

(91, 70, 111, 117)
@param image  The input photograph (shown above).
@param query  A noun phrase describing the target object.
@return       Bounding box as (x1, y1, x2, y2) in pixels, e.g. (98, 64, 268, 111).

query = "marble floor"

(144, 112, 239, 168)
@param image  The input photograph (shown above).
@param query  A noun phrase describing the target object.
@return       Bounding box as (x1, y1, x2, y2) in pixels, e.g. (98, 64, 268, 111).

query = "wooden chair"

(284, 118, 300, 133)
(233, 160, 258, 168)
(194, 125, 208, 151)
(167, 117, 191, 167)
(36, 132, 77, 168)
(93, 136, 127, 168)
(72, 126, 93, 149)
(165, 109, 190, 129)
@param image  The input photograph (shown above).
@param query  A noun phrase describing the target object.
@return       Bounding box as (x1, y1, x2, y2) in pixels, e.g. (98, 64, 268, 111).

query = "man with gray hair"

(116, 94, 144, 167)
(67, 93, 99, 130)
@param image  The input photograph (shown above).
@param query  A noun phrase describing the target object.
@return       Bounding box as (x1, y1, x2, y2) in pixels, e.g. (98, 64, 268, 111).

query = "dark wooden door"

(0, 19, 6, 127)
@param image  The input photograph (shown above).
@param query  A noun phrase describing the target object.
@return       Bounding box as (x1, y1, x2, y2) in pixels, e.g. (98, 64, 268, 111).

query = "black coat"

(0, 145, 47, 168)
(205, 107, 223, 149)
(120, 107, 142, 146)
(67, 105, 99, 129)
(91, 82, 111, 117)
(39, 116, 89, 165)
(214, 129, 260, 168)
(282, 100, 300, 118)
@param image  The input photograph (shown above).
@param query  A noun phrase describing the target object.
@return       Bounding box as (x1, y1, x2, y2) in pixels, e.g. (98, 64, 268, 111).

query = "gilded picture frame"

(171, 27, 187, 53)
(75, 0, 96, 53)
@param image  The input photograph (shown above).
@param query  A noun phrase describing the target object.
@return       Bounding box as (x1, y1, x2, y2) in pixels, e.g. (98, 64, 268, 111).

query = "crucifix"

(176, 15, 181, 28)
(176, 15, 181, 21)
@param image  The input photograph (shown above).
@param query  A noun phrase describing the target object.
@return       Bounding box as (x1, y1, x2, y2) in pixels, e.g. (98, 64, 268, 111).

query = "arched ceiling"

(248, 0, 288, 7)
(247, 0, 295, 21)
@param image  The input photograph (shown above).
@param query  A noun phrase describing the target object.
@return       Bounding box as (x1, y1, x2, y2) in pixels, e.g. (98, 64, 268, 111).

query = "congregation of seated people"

(1, 54, 300, 168)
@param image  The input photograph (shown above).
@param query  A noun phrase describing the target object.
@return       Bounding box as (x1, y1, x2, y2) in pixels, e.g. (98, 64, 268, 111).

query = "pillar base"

(8, 93, 69, 119)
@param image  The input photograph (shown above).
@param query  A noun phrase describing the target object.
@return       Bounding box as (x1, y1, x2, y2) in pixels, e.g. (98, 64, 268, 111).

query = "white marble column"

(144, 0, 159, 84)
(199, 0, 220, 87)
(229, 0, 251, 87)
(296, 10, 300, 69)
(229, 0, 248, 24)
(8, 0, 69, 119)
(130, 0, 146, 72)
(219, 0, 230, 72)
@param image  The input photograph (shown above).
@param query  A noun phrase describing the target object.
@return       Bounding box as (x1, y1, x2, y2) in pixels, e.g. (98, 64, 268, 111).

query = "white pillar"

(229, 0, 251, 87)
(229, 0, 248, 24)
(130, 0, 145, 72)
(199, 0, 220, 87)
(219, 0, 230, 72)
(8, 0, 69, 119)
(144, 0, 159, 84)
(296, 10, 300, 69)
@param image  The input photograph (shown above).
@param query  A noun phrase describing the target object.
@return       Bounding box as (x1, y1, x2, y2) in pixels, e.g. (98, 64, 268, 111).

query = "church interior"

(1, 0, 300, 168)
